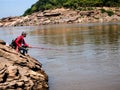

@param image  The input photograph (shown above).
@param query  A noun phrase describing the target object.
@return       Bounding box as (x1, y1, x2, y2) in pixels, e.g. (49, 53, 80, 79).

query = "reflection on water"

(0, 23, 120, 90)
(29, 23, 120, 47)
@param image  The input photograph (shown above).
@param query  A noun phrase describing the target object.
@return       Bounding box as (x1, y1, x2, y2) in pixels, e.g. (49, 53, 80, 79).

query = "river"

(0, 22, 120, 90)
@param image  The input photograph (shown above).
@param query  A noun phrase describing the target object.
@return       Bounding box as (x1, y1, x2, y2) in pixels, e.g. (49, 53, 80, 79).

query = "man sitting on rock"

(10, 32, 31, 55)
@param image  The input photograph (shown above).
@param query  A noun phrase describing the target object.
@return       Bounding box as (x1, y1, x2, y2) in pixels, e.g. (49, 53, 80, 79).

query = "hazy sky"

(0, 0, 38, 19)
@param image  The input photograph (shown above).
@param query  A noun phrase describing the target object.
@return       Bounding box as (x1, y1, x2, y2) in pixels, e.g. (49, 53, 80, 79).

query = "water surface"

(0, 23, 120, 90)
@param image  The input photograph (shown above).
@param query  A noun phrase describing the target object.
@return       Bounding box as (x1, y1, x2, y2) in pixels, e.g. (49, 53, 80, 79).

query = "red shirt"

(15, 35, 29, 47)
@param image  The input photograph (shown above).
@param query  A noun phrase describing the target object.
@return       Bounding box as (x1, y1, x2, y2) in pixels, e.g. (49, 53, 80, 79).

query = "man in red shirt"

(15, 32, 31, 55)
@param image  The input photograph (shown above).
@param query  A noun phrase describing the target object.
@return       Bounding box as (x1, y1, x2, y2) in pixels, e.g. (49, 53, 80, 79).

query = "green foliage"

(23, 0, 120, 16)
(23, 8, 31, 16)
(100, 9, 114, 16)
(100, 8, 106, 13)
(106, 10, 114, 16)
(44, 3, 53, 9)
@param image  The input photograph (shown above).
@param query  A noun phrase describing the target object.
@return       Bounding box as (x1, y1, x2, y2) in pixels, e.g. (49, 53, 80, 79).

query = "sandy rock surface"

(0, 40, 48, 90)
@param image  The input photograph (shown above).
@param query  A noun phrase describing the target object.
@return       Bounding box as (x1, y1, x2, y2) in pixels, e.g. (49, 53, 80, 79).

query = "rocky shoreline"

(0, 40, 48, 90)
(0, 7, 120, 27)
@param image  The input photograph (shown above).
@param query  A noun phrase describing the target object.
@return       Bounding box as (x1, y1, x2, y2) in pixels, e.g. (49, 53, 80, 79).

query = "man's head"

(21, 32, 27, 37)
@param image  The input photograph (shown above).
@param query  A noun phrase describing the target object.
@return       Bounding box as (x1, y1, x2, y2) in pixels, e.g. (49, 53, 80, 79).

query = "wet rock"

(0, 40, 48, 90)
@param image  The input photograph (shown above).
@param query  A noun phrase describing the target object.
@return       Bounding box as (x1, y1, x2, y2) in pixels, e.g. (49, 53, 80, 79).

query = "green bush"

(100, 8, 106, 13)
(23, 8, 31, 16)
(23, 0, 120, 16)
(100, 9, 114, 16)
(106, 10, 114, 16)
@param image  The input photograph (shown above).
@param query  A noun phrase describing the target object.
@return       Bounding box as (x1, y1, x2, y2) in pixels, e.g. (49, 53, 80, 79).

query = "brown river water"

(0, 22, 120, 90)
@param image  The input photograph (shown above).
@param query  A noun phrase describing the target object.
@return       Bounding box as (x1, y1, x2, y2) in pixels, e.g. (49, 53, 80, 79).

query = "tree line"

(23, 0, 120, 16)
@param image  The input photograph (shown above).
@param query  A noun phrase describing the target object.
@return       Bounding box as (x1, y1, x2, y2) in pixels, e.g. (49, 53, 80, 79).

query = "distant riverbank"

(0, 7, 120, 27)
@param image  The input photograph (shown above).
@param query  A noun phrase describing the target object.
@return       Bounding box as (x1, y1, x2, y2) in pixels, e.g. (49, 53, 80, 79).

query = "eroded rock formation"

(0, 40, 48, 90)
(0, 8, 120, 27)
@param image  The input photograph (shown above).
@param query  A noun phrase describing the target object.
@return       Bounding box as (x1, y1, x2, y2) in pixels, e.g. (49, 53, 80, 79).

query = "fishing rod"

(30, 46, 63, 51)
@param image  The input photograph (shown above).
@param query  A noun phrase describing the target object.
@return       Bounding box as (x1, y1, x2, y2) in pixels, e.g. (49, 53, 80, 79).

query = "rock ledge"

(0, 40, 48, 90)
(0, 7, 120, 27)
